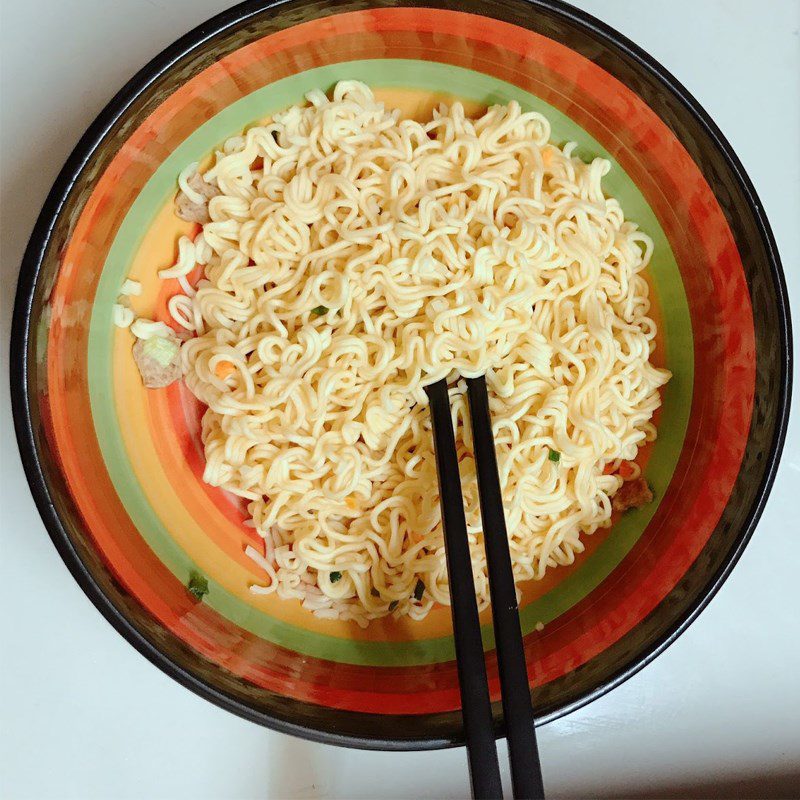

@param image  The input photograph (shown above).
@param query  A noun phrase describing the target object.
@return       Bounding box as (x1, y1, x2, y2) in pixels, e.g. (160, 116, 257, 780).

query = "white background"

(1, 1, 799, 798)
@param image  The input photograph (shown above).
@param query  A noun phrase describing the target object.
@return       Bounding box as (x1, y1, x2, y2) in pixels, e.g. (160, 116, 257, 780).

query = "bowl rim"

(10, 0, 793, 750)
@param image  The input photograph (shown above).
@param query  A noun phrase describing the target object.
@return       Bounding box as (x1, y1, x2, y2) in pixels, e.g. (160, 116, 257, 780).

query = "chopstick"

(426, 376, 545, 800)
(426, 378, 504, 800)
(466, 376, 545, 800)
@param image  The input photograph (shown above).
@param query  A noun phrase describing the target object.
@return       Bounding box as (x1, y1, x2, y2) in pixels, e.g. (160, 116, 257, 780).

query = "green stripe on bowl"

(88, 59, 693, 666)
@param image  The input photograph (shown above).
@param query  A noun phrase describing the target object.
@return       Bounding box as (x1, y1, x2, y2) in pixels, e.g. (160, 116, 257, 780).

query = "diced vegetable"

(130, 318, 173, 340)
(603, 460, 637, 479)
(187, 570, 209, 600)
(120, 279, 142, 296)
(330, 571, 342, 583)
(548, 448, 561, 463)
(112, 304, 134, 329)
(140, 336, 180, 368)
(214, 360, 236, 380)
(311, 305, 329, 316)
(388, 600, 399, 612)
(413, 579, 425, 601)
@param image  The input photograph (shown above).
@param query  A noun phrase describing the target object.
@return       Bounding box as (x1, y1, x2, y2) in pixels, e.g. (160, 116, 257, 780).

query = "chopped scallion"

(187, 571, 209, 601)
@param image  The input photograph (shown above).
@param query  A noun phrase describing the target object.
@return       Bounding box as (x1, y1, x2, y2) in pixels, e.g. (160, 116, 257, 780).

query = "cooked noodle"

(167, 82, 670, 626)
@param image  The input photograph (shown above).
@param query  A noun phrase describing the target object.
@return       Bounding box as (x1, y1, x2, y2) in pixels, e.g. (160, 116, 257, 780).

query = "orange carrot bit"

(603, 462, 616, 475)
(214, 361, 236, 380)
(618, 461, 636, 480)
(542, 147, 554, 166)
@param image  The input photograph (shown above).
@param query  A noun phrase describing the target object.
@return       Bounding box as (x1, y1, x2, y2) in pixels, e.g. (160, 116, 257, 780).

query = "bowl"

(11, 0, 791, 748)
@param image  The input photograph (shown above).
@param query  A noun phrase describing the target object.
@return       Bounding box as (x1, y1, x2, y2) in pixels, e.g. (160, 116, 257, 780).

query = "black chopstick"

(426, 378, 503, 800)
(466, 375, 545, 800)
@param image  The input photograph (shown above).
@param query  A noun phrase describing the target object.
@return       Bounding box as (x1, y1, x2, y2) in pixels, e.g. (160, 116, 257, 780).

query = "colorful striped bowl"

(11, 0, 791, 748)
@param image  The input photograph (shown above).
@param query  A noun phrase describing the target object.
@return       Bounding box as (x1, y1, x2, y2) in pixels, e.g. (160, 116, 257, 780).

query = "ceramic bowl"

(11, 0, 791, 748)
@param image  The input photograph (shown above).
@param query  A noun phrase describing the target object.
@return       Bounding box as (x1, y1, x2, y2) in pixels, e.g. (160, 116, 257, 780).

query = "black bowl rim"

(10, 0, 793, 750)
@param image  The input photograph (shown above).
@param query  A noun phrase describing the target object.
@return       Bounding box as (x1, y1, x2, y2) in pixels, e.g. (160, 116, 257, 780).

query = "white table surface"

(1, 1, 799, 798)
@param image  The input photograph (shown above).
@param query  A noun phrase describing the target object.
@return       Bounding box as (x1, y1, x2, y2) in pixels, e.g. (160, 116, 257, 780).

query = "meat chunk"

(175, 171, 220, 224)
(612, 477, 653, 513)
(132, 335, 182, 388)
